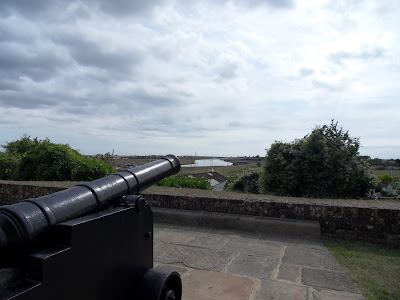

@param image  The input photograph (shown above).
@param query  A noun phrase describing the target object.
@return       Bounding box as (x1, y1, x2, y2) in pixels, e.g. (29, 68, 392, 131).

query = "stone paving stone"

(154, 228, 196, 245)
(186, 235, 227, 249)
(176, 225, 210, 234)
(312, 288, 366, 300)
(302, 267, 359, 293)
(154, 243, 235, 272)
(222, 239, 283, 257)
(277, 263, 302, 283)
(182, 269, 255, 300)
(153, 223, 171, 231)
(208, 228, 261, 241)
(283, 246, 342, 271)
(227, 253, 279, 279)
(255, 280, 308, 300)
(259, 234, 325, 249)
(157, 264, 190, 277)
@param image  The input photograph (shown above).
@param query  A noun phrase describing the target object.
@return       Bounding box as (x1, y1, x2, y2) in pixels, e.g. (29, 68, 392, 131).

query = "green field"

(370, 166, 400, 181)
(324, 239, 400, 300)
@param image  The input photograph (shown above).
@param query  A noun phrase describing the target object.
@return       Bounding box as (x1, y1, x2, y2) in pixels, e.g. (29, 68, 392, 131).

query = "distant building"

(186, 172, 227, 191)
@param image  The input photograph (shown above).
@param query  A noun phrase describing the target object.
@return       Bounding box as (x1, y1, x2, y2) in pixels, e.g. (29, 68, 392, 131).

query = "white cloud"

(0, 0, 399, 158)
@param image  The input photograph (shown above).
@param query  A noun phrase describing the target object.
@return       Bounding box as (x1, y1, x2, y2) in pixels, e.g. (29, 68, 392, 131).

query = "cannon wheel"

(139, 266, 182, 300)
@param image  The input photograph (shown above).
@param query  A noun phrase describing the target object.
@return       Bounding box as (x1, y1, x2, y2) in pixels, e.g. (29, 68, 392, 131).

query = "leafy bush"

(381, 189, 394, 197)
(224, 169, 261, 194)
(0, 135, 114, 181)
(378, 174, 394, 184)
(261, 121, 375, 199)
(0, 152, 18, 180)
(157, 175, 212, 190)
(2, 134, 39, 157)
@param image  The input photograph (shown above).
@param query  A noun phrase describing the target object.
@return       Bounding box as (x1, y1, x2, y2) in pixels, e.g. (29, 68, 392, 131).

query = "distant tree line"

(225, 121, 376, 199)
(0, 135, 114, 181)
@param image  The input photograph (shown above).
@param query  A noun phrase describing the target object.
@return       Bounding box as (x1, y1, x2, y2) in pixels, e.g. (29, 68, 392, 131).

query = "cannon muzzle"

(0, 154, 180, 257)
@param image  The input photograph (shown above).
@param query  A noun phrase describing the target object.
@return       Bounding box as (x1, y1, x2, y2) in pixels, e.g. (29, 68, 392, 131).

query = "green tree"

(2, 134, 39, 157)
(0, 136, 114, 181)
(0, 152, 19, 180)
(224, 169, 261, 194)
(378, 174, 394, 184)
(261, 121, 375, 199)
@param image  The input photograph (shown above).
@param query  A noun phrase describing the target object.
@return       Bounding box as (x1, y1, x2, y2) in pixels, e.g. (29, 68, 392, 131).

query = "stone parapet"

(1, 181, 399, 246)
(0, 181, 65, 205)
(144, 191, 400, 247)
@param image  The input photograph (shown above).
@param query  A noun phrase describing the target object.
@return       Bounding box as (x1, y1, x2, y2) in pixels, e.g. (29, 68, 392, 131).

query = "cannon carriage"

(0, 155, 182, 300)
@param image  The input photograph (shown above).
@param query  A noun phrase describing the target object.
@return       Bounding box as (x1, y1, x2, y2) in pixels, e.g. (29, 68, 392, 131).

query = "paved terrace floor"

(153, 222, 365, 300)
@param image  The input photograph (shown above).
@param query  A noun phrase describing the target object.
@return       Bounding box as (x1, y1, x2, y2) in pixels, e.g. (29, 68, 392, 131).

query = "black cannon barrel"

(0, 155, 180, 256)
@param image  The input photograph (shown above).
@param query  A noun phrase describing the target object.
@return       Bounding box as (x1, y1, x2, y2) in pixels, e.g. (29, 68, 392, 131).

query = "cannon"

(0, 155, 182, 300)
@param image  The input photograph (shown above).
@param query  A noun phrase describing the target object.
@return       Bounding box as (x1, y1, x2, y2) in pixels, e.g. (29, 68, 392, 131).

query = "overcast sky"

(1, 0, 399, 158)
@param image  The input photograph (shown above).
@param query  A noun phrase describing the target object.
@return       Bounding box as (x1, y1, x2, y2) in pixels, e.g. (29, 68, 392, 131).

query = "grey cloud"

(0, 0, 52, 17)
(200, 0, 294, 9)
(129, 88, 184, 108)
(0, 43, 67, 82)
(330, 48, 385, 65)
(312, 80, 339, 92)
(228, 121, 244, 128)
(53, 34, 143, 77)
(0, 90, 58, 109)
(0, 80, 20, 92)
(299, 68, 314, 77)
(0, 0, 160, 20)
(219, 62, 239, 79)
(93, 0, 167, 18)
(0, 0, 72, 19)
(0, 19, 68, 83)
(242, 0, 294, 9)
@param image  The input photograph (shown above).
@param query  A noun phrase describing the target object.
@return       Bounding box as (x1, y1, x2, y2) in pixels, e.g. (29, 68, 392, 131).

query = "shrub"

(224, 169, 261, 194)
(381, 190, 394, 197)
(1, 136, 114, 181)
(260, 121, 375, 198)
(378, 174, 394, 184)
(157, 175, 212, 190)
(0, 152, 19, 180)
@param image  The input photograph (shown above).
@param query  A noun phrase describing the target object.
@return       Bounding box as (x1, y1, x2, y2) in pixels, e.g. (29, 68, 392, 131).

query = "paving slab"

(259, 233, 326, 249)
(208, 228, 262, 241)
(222, 239, 283, 257)
(302, 267, 359, 293)
(154, 217, 365, 300)
(312, 288, 366, 300)
(255, 280, 308, 300)
(227, 253, 279, 279)
(182, 269, 255, 300)
(283, 245, 343, 271)
(186, 235, 227, 249)
(154, 228, 196, 245)
(277, 263, 302, 283)
(154, 243, 235, 272)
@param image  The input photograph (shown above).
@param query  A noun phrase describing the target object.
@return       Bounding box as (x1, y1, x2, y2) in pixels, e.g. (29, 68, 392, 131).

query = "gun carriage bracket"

(0, 155, 182, 300)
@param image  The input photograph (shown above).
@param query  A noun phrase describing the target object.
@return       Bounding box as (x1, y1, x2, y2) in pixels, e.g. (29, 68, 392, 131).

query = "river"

(181, 159, 233, 167)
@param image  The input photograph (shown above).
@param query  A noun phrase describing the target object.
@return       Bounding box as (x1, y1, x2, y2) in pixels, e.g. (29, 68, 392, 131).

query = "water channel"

(181, 159, 233, 168)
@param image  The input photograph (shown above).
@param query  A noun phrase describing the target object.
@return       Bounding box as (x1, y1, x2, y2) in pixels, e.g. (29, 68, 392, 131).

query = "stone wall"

(1, 182, 399, 246)
(144, 192, 400, 246)
(0, 182, 65, 205)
